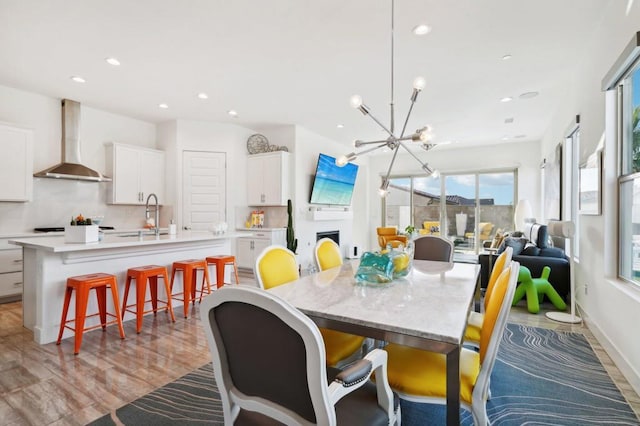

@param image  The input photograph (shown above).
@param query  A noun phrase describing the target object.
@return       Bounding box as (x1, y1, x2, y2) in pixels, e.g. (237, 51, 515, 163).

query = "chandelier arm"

(381, 143, 402, 187)
(356, 143, 388, 156)
(364, 110, 395, 138)
(399, 98, 417, 138)
(356, 139, 394, 147)
(399, 141, 428, 166)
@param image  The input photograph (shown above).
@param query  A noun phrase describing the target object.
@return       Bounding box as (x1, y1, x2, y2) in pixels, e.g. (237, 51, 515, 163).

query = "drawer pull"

(12, 259, 23, 263)
(13, 282, 22, 287)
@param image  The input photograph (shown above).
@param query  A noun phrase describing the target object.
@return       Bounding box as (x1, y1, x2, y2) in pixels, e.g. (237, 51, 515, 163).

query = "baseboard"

(580, 304, 640, 397)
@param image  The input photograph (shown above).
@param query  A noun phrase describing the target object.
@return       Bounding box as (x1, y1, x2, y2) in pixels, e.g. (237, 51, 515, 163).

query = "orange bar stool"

(56, 273, 126, 355)
(121, 265, 176, 333)
(170, 259, 211, 318)
(206, 255, 240, 289)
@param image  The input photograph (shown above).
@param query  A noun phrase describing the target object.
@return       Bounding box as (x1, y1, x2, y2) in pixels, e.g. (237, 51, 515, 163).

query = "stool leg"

(216, 262, 224, 289)
(135, 276, 146, 333)
(122, 275, 133, 319)
(149, 275, 158, 316)
(57, 287, 73, 345)
(161, 270, 176, 323)
(108, 282, 126, 339)
(199, 266, 212, 302)
(96, 285, 108, 330)
(232, 261, 239, 285)
(183, 269, 192, 318)
(74, 285, 91, 355)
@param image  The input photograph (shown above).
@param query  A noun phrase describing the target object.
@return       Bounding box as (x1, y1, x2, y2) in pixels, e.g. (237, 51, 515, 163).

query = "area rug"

(89, 324, 639, 425)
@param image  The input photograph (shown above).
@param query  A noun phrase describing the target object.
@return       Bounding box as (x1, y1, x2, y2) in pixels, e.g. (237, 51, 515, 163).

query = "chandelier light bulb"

(378, 187, 389, 197)
(336, 155, 348, 167)
(350, 95, 363, 108)
(413, 76, 426, 91)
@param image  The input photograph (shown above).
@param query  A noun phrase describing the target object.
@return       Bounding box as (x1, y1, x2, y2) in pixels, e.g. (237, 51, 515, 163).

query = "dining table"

(267, 259, 480, 426)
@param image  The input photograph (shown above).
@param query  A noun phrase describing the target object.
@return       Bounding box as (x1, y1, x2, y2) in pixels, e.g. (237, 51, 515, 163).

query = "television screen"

(309, 153, 359, 206)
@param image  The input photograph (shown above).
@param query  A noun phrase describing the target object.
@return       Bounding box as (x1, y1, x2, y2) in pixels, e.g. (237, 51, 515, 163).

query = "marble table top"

(268, 259, 480, 347)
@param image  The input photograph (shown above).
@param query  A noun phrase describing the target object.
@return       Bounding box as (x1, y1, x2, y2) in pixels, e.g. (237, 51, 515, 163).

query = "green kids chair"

(512, 265, 567, 314)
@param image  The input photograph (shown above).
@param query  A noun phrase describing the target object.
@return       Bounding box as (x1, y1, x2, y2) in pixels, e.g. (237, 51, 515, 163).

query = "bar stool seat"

(206, 255, 240, 289)
(170, 259, 211, 318)
(122, 265, 176, 333)
(56, 273, 126, 355)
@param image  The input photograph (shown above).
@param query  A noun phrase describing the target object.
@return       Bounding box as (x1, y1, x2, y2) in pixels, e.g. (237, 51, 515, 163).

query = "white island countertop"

(9, 231, 245, 253)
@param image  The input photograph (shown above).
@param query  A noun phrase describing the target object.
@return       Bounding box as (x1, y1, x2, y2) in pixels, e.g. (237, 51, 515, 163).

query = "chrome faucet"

(145, 193, 159, 236)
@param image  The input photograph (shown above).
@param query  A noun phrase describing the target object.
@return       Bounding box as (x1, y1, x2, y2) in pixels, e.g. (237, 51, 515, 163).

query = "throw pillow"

(497, 236, 528, 256)
(524, 223, 549, 249)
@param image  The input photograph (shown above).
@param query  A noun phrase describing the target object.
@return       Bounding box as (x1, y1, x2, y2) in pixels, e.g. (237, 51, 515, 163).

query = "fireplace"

(316, 230, 339, 246)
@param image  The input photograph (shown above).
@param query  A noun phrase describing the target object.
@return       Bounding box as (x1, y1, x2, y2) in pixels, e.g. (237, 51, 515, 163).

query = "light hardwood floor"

(0, 276, 638, 425)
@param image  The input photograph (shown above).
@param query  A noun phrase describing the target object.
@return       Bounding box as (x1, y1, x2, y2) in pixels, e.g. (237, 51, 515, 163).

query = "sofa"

(478, 225, 570, 300)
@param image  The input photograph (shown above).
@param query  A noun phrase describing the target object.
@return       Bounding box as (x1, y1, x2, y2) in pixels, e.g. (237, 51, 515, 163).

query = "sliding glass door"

(383, 170, 515, 255)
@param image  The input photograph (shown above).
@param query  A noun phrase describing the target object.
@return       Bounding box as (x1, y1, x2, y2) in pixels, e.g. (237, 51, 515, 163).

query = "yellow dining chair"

(464, 246, 513, 348)
(256, 244, 367, 368)
(383, 261, 519, 425)
(314, 238, 371, 367)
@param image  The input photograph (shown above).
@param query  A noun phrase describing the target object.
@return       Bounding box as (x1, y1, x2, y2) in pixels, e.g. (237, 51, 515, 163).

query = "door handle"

(183, 226, 191, 230)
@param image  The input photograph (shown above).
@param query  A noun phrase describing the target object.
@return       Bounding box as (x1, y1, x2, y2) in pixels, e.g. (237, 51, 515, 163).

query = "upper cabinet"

(247, 151, 291, 206)
(105, 142, 165, 205)
(0, 124, 33, 202)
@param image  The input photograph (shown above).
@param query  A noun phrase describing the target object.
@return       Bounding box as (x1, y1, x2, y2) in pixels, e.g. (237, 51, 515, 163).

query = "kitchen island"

(10, 231, 243, 344)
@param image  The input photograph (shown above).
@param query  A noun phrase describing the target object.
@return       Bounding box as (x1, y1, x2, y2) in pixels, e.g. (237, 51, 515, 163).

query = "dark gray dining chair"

(413, 235, 454, 263)
(200, 285, 401, 425)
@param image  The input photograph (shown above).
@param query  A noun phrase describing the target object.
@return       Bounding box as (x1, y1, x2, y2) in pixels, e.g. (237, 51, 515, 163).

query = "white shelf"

(309, 207, 353, 221)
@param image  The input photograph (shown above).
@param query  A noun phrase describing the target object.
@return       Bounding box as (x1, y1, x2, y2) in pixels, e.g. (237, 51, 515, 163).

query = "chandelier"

(336, 0, 436, 197)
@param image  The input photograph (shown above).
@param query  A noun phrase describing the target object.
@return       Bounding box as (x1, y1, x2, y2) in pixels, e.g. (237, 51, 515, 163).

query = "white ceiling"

(0, 0, 609, 151)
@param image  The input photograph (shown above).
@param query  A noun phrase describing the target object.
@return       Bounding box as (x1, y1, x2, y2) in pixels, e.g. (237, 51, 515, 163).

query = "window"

(619, 66, 640, 285)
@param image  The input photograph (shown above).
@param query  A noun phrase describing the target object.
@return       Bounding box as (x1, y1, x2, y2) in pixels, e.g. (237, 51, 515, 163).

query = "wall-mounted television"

(309, 153, 359, 206)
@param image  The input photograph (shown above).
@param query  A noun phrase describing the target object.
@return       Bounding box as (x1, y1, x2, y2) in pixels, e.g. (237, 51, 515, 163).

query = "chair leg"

(232, 261, 240, 285)
(96, 285, 108, 330)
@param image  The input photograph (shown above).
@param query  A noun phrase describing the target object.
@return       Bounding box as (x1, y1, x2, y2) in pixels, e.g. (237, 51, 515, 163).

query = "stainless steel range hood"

(34, 99, 112, 182)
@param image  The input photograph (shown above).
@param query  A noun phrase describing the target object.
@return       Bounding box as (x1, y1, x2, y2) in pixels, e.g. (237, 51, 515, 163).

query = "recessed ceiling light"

(504, 117, 514, 124)
(519, 91, 539, 99)
(500, 97, 513, 103)
(158, 103, 169, 109)
(501, 136, 510, 140)
(412, 24, 431, 35)
(70, 76, 86, 83)
(514, 134, 526, 139)
(337, 124, 344, 129)
(105, 57, 120, 66)
(197, 93, 208, 99)
(502, 54, 512, 60)
(228, 110, 238, 117)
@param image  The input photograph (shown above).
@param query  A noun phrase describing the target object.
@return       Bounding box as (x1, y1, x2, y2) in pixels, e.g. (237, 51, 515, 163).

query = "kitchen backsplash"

(0, 178, 170, 234)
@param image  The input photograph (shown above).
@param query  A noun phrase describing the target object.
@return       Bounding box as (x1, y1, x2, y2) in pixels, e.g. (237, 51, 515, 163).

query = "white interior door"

(182, 151, 226, 231)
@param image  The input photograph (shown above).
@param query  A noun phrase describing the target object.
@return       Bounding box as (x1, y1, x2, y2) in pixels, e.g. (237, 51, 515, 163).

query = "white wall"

(0, 85, 158, 233)
(539, 2, 640, 394)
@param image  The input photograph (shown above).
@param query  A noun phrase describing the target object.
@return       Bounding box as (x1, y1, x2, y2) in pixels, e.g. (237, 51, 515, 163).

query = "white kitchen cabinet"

(0, 239, 23, 302)
(247, 151, 290, 206)
(105, 142, 165, 205)
(236, 229, 286, 270)
(0, 124, 33, 202)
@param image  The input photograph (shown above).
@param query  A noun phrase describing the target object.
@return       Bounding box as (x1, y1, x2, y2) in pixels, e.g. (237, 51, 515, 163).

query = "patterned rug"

(89, 324, 639, 425)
